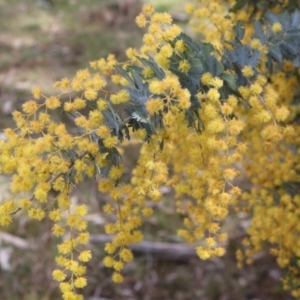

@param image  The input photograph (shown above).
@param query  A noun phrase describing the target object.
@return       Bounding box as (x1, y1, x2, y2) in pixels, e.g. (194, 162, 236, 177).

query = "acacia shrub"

(0, 0, 300, 299)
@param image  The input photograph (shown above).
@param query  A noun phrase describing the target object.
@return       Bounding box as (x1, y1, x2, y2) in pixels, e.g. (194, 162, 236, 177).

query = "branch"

(90, 234, 197, 261)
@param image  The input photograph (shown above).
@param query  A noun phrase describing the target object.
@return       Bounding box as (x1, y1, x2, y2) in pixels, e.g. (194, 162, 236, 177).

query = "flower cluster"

(0, 1, 300, 299)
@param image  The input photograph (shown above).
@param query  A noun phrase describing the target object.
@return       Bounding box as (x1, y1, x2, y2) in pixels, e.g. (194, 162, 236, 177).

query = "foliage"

(0, 0, 300, 299)
(230, 0, 300, 14)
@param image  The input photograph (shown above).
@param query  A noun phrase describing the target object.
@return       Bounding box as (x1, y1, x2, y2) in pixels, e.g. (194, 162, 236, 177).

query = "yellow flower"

(223, 168, 237, 180)
(58, 240, 73, 254)
(250, 83, 263, 95)
(76, 232, 90, 244)
(207, 118, 225, 133)
(142, 4, 154, 16)
(74, 265, 87, 277)
(32, 87, 42, 99)
(61, 291, 78, 300)
(104, 242, 115, 255)
(163, 25, 181, 41)
(75, 116, 88, 128)
(103, 256, 114, 267)
(238, 86, 251, 98)
(59, 282, 72, 293)
(143, 33, 155, 46)
(28, 208, 46, 220)
(112, 272, 124, 283)
(146, 99, 164, 115)
(97, 99, 108, 111)
(196, 247, 211, 260)
(56, 77, 70, 90)
(31, 120, 43, 133)
(120, 248, 134, 262)
(65, 259, 79, 272)
(250, 38, 262, 50)
(75, 205, 88, 217)
(142, 207, 153, 217)
(160, 44, 173, 58)
(214, 247, 225, 257)
(113, 261, 124, 271)
(255, 110, 271, 124)
(206, 237, 216, 247)
(34, 182, 51, 202)
(272, 22, 282, 32)
(84, 89, 97, 101)
(149, 80, 163, 94)
(126, 47, 138, 60)
(77, 220, 88, 231)
(105, 223, 117, 235)
(218, 233, 228, 242)
(178, 89, 191, 109)
(18, 198, 32, 210)
(98, 179, 114, 193)
(22, 101, 38, 114)
(109, 165, 124, 180)
(207, 88, 220, 102)
(148, 23, 160, 35)
(178, 59, 191, 73)
(74, 277, 87, 288)
(0, 215, 12, 226)
(103, 136, 118, 149)
(185, 3, 195, 14)
(67, 214, 80, 227)
(103, 204, 114, 214)
(149, 189, 162, 202)
(76, 69, 90, 81)
(211, 77, 223, 88)
(52, 225, 65, 237)
(261, 125, 283, 141)
(151, 12, 172, 24)
(242, 65, 254, 78)
(110, 90, 130, 105)
(142, 67, 154, 78)
(201, 72, 213, 85)
(52, 269, 66, 282)
(96, 126, 111, 139)
(275, 106, 289, 121)
(89, 110, 104, 126)
(221, 103, 233, 115)
(45, 96, 61, 109)
(155, 53, 170, 69)
(73, 97, 86, 110)
(53, 177, 67, 191)
(49, 210, 62, 222)
(136, 13, 147, 28)
(71, 78, 82, 91)
(175, 40, 186, 53)
(208, 223, 220, 233)
(39, 112, 50, 124)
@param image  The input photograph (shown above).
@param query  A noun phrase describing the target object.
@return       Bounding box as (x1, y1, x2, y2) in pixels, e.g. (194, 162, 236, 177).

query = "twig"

(90, 234, 197, 261)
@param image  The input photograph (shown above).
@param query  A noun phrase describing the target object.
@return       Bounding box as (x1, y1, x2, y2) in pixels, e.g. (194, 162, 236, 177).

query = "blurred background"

(0, 0, 294, 299)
